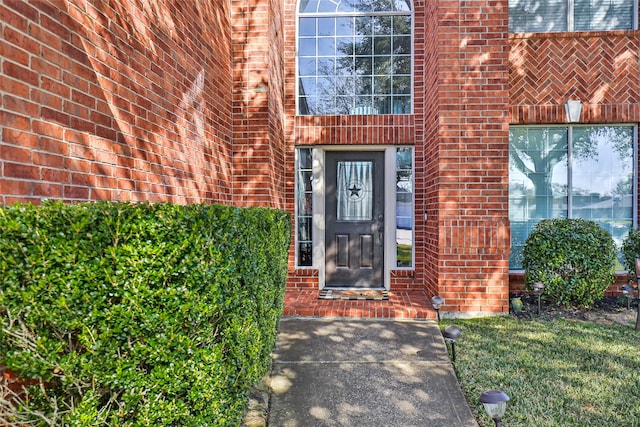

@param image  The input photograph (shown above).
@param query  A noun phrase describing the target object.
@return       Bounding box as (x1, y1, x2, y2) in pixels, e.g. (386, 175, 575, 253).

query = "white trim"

(384, 148, 396, 289)
(310, 146, 406, 290)
(312, 147, 325, 286)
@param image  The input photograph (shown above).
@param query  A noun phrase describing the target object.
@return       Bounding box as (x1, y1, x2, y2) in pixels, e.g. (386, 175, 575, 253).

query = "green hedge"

(621, 227, 640, 277)
(522, 218, 615, 307)
(0, 201, 291, 426)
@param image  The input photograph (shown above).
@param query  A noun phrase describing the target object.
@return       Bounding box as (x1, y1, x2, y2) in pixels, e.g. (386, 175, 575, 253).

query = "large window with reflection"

(509, 125, 636, 270)
(509, 0, 636, 33)
(298, 0, 413, 115)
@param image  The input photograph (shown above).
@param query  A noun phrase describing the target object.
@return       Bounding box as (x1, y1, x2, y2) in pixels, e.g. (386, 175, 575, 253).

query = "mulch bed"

(510, 294, 638, 327)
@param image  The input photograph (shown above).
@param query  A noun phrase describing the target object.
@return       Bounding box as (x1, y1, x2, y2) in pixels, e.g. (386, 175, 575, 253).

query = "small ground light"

(622, 284, 634, 310)
(479, 389, 509, 427)
(442, 325, 461, 362)
(533, 282, 544, 316)
(431, 295, 445, 324)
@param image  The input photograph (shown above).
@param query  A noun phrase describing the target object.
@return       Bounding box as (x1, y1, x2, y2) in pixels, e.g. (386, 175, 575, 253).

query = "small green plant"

(621, 227, 640, 277)
(522, 218, 615, 307)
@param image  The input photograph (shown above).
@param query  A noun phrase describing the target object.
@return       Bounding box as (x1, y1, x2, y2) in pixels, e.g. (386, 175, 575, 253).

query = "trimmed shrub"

(0, 201, 290, 426)
(621, 227, 640, 277)
(522, 218, 616, 307)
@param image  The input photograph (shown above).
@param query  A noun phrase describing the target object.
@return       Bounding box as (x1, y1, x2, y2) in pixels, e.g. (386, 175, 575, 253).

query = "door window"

(336, 161, 373, 221)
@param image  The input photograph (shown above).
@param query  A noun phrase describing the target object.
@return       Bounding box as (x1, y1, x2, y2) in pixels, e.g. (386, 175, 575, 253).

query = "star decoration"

(348, 185, 361, 198)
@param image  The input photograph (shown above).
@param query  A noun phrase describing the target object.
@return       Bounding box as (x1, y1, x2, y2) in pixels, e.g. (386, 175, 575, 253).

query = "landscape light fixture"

(564, 100, 582, 123)
(442, 325, 461, 362)
(622, 284, 634, 310)
(479, 389, 510, 427)
(533, 282, 545, 316)
(431, 295, 445, 324)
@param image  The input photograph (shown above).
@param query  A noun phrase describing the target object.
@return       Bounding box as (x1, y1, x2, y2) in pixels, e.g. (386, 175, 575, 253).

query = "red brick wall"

(0, 0, 235, 205)
(283, 1, 512, 313)
(231, 0, 287, 208)
(510, 31, 640, 124)
(431, 1, 511, 313)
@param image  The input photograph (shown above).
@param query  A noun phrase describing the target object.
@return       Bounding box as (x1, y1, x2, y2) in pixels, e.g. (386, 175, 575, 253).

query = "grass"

(446, 316, 640, 427)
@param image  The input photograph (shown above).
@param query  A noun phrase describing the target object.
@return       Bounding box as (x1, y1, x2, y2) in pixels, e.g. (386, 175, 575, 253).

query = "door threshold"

(318, 288, 389, 301)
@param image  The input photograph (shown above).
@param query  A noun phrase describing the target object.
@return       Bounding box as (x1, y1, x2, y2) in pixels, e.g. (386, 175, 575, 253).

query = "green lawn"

(447, 317, 640, 427)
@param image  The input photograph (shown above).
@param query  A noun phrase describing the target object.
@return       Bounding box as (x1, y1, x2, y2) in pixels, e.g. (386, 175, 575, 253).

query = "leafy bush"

(522, 218, 615, 307)
(0, 201, 290, 426)
(621, 227, 640, 278)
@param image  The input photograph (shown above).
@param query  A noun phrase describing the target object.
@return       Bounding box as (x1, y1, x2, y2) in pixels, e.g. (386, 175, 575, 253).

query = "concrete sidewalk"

(267, 318, 479, 427)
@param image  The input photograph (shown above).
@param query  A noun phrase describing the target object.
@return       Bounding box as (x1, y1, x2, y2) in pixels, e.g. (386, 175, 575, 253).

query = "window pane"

(392, 56, 410, 74)
(396, 147, 413, 267)
(575, 0, 633, 31)
(509, 0, 567, 33)
(374, 95, 391, 113)
(299, 77, 317, 97)
(336, 17, 354, 36)
(296, 148, 314, 267)
(336, 161, 374, 221)
(299, 17, 316, 36)
(299, 38, 316, 56)
(509, 127, 568, 269)
(374, 36, 392, 55)
(394, 0, 412, 12)
(509, 125, 636, 270)
(373, 0, 394, 12)
(571, 126, 634, 264)
(392, 96, 410, 114)
(299, 0, 319, 13)
(393, 35, 411, 54)
(392, 76, 411, 94)
(318, 17, 335, 36)
(374, 16, 392, 35)
(298, 2, 412, 114)
(299, 58, 316, 76)
(393, 16, 412, 34)
(318, 37, 335, 55)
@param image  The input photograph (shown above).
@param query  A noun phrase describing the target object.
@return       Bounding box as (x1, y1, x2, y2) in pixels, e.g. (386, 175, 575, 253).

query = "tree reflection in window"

(509, 125, 636, 269)
(298, 0, 413, 115)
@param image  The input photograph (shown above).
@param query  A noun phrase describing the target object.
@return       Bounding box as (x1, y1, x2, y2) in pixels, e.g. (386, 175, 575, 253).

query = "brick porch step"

(282, 289, 436, 320)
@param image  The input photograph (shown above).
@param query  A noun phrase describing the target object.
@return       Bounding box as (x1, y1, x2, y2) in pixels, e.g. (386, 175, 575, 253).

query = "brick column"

(231, 0, 286, 209)
(430, 1, 511, 314)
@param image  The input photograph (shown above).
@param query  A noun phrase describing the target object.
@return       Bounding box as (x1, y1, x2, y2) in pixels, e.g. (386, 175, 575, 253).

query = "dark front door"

(325, 151, 384, 288)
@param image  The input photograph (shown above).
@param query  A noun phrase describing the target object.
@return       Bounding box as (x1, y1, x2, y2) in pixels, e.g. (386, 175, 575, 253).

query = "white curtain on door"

(336, 160, 373, 221)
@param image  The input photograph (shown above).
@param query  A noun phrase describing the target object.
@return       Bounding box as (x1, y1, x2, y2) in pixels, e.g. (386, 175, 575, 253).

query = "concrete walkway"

(267, 318, 478, 427)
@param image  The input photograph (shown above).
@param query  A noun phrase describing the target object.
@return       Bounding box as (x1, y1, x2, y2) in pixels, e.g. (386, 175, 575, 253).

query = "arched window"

(298, 0, 413, 115)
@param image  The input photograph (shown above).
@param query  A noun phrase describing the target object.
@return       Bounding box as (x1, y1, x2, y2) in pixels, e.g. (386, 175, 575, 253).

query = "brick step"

(283, 289, 436, 320)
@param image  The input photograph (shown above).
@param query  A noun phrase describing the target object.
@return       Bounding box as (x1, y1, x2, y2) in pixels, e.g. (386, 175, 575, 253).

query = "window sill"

(510, 29, 640, 40)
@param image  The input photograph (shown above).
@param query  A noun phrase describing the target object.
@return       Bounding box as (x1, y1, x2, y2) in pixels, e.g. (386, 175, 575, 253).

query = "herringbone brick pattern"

(510, 34, 640, 106)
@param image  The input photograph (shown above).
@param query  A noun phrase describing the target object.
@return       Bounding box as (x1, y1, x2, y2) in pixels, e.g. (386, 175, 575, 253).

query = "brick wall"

(510, 31, 640, 124)
(231, 0, 287, 208)
(430, 1, 511, 313)
(283, 1, 512, 313)
(0, 0, 239, 205)
(0, 0, 288, 209)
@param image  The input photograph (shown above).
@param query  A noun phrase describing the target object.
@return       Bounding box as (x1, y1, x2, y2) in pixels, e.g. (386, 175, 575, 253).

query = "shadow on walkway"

(267, 318, 478, 427)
